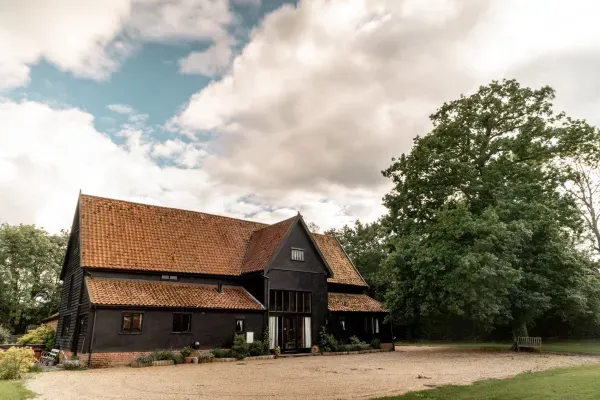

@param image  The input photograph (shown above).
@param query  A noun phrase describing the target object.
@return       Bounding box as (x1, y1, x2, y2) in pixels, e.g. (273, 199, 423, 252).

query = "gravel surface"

(27, 347, 600, 400)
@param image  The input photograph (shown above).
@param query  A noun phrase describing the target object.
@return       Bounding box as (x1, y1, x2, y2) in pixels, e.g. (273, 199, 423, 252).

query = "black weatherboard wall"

(56, 200, 90, 354)
(267, 221, 329, 344)
(90, 308, 264, 352)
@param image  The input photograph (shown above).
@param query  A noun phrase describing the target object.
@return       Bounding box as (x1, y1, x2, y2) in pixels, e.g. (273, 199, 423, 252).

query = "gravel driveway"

(27, 347, 600, 400)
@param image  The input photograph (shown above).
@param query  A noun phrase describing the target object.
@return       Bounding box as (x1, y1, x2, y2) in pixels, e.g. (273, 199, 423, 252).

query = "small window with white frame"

(291, 248, 305, 261)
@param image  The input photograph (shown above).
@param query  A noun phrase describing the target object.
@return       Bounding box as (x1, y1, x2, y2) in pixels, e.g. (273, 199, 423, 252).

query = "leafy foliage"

(370, 338, 381, 349)
(319, 327, 338, 352)
(198, 352, 214, 361)
(17, 325, 55, 350)
(381, 79, 600, 338)
(0, 347, 36, 380)
(231, 334, 250, 360)
(180, 346, 193, 358)
(0, 326, 10, 345)
(0, 224, 68, 333)
(210, 348, 233, 358)
(249, 340, 265, 356)
(262, 327, 271, 354)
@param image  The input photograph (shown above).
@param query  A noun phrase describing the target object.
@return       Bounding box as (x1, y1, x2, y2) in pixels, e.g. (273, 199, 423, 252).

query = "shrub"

(180, 346, 193, 358)
(0, 347, 37, 380)
(344, 336, 370, 352)
(319, 328, 339, 353)
(17, 325, 56, 350)
(0, 325, 11, 344)
(210, 348, 233, 358)
(262, 328, 271, 354)
(249, 340, 264, 356)
(198, 352, 214, 362)
(135, 354, 154, 364)
(231, 335, 249, 360)
(28, 364, 43, 373)
(149, 349, 178, 362)
(370, 338, 381, 349)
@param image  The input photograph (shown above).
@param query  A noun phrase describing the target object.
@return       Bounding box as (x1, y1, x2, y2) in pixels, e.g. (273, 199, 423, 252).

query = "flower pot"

(191, 357, 198, 364)
(184, 357, 193, 364)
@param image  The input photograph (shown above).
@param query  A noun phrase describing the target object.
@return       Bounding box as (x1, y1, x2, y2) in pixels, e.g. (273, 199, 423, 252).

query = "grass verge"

(395, 340, 600, 354)
(0, 380, 35, 400)
(377, 364, 600, 400)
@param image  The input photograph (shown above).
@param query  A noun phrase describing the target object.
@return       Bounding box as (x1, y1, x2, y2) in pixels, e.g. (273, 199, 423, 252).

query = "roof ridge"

(81, 193, 269, 227)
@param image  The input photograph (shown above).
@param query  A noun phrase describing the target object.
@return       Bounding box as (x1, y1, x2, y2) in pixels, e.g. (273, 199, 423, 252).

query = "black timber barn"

(56, 194, 391, 367)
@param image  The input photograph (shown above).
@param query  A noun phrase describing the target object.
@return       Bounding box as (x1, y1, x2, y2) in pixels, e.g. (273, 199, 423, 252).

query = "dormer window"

(291, 248, 305, 261)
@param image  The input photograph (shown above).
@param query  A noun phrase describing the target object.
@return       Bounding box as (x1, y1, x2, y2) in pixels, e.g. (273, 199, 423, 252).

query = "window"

(364, 317, 380, 334)
(121, 313, 143, 334)
(340, 317, 346, 331)
(268, 290, 311, 313)
(172, 313, 191, 333)
(161, 275, 177, 281)
(67, 275, 75, 308)
(302, 292, 311, 313)
(291, 248, 304, 261)
(61, 315, 71, 336)
(235, 319, 244, 333)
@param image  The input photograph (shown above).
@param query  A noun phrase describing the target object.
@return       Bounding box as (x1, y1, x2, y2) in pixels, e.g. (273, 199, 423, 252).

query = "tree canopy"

(0, 224, 68, 333)
(335, 80, 600, 339)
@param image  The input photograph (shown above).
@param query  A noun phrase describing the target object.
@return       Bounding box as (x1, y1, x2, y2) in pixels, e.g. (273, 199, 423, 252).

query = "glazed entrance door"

(282, 315, 297, 351)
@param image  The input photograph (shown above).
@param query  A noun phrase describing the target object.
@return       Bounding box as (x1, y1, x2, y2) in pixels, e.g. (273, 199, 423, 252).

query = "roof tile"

(79, 194, 367, 286)
(241, 216, 296, 274)
(86, 277, 264, 310)
(328, 292, 386, 312)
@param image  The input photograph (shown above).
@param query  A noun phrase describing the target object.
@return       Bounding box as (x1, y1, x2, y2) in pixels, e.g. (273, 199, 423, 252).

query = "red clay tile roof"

(313, 233, 367, 287)
(79, 194, 366, 286)
(328, 292, 387, 312)
(241, 216, 296, 274)
(86, 277, 264, 310)
(80, 195, 265, 276)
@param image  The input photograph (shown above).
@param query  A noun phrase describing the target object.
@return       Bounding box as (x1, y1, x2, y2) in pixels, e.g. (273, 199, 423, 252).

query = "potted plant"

(273, 346, 281, 358)
(311, 345, 320, 354)
(181, 346, 194, 364)
(198, 352, 214, 364)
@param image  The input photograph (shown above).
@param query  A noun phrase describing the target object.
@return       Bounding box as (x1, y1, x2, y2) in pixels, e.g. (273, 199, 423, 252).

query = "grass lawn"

(395, 340, 600, 354)
(0, 380, 35, 400)
(378, 364, 600, 400)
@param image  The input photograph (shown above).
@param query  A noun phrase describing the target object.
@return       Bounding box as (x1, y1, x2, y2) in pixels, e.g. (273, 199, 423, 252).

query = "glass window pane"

(269, 290, 276, 311)
(173, 314, 180, 332)
(184, 315, 191, 332)
(236, 319, 244, 332)
(122, 315, 132, 332)
(283, 290, 290, 312)
(290, 292, 296, 313)
(132, 314, 142, 332)
(276, 291, 283, 311)
(303, 292, 311, 313)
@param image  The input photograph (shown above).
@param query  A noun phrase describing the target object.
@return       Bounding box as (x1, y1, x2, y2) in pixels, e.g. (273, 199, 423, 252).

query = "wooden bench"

(517, 337, 542, 352)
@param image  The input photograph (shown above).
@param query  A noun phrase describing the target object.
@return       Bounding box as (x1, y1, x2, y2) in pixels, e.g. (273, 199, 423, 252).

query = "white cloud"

(128, 0, 234, 42)
(0, 100, 364, 233)
(0, 0, 242, 91)
(107, 104, 136, 114)
(179, 38, 233, 76)
(0, 0, 132, 90)
(170, 0, 600, 201)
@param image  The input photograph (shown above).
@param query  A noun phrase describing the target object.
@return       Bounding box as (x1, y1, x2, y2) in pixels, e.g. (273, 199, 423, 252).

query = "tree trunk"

(511, 322, 528, 350)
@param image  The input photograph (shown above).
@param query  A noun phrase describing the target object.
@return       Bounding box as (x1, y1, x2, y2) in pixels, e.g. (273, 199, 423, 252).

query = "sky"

(1, 0, 600, 234)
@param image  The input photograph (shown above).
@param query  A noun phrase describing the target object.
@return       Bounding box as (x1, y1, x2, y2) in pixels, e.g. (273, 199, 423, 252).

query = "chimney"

(217, 281, 223, 294)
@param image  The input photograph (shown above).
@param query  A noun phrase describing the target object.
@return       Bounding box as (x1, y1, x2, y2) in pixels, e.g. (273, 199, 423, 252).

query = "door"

(282, 315, 297, 351)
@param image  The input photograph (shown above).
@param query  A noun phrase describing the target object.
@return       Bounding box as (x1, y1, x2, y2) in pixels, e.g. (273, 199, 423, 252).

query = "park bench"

(517, 337, 542, 352)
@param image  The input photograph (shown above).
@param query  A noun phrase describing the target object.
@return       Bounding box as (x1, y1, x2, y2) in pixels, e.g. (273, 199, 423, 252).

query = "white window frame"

(291, 248, 305, 261)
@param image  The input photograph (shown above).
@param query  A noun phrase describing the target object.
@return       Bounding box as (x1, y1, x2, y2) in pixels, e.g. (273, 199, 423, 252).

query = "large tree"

(0, 224, 68, 333)
(382, 80, 600, 338)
